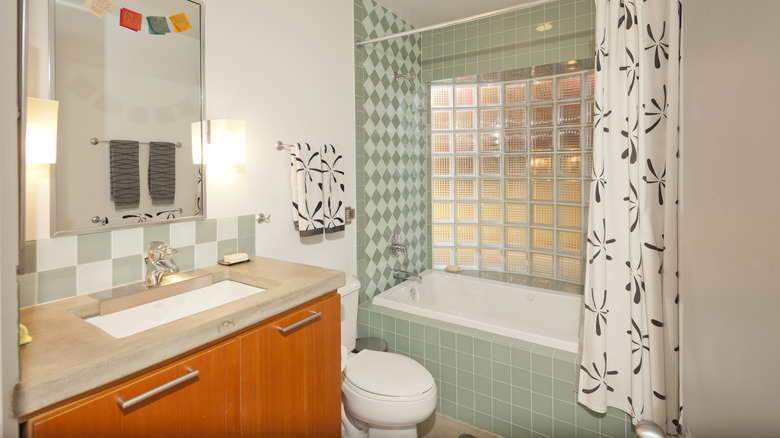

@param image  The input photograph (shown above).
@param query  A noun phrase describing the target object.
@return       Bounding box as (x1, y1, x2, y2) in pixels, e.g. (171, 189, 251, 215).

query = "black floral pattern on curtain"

(577, 0, 683, 434)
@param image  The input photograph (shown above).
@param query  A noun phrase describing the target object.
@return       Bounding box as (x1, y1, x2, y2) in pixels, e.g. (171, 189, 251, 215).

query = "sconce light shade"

(26, 97, 59, 164)
(190, 119, 246, 165)
(191, 121, 204, 164)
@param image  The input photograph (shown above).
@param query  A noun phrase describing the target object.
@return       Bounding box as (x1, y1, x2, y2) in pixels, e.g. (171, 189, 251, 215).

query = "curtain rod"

(356, 0, 559, 47)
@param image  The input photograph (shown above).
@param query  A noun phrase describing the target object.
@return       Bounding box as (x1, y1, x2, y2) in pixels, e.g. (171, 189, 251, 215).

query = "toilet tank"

(337, 274, 361, 351)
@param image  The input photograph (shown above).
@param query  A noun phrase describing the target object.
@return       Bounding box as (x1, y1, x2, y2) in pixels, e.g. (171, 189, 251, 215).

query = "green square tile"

(532, 373, 553, 396)
(237, 214, 255, 237)
(512, 405, 533, 426)
(474, 338, 491, 358)
(474, 374, 492, 396)
(441, 347, 457, 367)
(494, 418, 511, 437)
(457, 333, 474, 353)
(553, 399, 576, 425)
(533, 413, 553, 437)
(475, 411, 492, 431)
(424, 325, 439, 343)
(77, 232, 111, 264)
(552, 378, 577, 403)
(475, 392, 492, 415)
(475, 356, 492, 378)
(410, 338, 425, 357)
(440, 381, 457, 403)
(217, 239, 238, 261)
(382, 314, 396, 332)
(493, 380, 511, 403)
(512, 367, 531, 389)
(512, 347, 531, 369)
(575, 404, 602, 432)
(441, 327, 457, 349)
(425, 342, 440, 362)
(396, 318, 410, 336)
(601, 413, 627, 438)
(457, 405, 475, 425)
(112, 255, 143, 286)
(441, 399, 457, 418)
(143, 225, 170, 252)
(457, 369, 474, 391)
(457, 387, 475, 409)
(410, 321, 425, 340)
(553, 357, 576, 383)
(196, 219, 217, 244)
(457, 352, 474, 372)
(532, 353, 553, 376)
(237, 236, 255, 256)
(577, 427, 600, 438)
(395, 335, 409, 354)
(172, 245, 195, 271)
(532, 393, 553, 417)
(554, 420, 576, 438)
(38, 267, 77, 303)
(24, 241, 37, 273)
(492, 362, 511, 383)
(512, 386, 532, 409)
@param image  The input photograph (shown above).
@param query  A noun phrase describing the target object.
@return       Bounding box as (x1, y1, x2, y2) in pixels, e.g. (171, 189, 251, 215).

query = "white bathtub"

(372, 270, 583, 353)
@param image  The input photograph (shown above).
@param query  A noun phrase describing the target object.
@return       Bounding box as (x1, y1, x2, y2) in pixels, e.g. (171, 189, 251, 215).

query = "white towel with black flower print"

(321, 144, 345, 233)
(291, 143, 324, 236)
(290, 143, 345, 236)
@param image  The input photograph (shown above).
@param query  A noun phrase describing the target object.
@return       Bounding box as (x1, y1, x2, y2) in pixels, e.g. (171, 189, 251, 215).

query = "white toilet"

(339, 275, 437, 438)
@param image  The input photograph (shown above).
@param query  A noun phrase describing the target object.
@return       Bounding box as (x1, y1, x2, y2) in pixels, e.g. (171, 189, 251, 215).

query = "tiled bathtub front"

(358, 302, 634, 438)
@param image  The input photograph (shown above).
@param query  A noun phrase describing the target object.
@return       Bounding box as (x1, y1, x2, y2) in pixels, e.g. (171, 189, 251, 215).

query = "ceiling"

(372, 0, 543, 28)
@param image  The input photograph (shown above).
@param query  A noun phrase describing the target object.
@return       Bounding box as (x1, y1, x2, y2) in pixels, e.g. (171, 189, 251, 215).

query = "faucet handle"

(149, 241, 178, 256)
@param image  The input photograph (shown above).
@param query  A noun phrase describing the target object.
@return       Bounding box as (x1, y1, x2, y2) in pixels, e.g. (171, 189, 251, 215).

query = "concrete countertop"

(15, 256, 345, 419)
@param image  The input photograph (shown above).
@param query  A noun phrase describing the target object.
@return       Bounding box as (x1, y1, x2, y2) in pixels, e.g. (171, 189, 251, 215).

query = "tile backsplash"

(18, 214, 256, 307)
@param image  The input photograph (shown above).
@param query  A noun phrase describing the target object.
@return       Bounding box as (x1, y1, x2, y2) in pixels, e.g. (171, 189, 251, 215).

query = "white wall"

(1, 0, 20, 435)
(204, 0, 357, 275)
(681, 1, 780, 437)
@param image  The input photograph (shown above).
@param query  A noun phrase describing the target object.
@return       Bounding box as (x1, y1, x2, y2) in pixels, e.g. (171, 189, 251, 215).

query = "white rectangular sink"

(85, 280, 265, 339)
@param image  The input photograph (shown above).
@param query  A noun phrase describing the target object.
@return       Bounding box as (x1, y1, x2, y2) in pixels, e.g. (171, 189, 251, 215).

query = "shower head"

(394, 72, 416, 86)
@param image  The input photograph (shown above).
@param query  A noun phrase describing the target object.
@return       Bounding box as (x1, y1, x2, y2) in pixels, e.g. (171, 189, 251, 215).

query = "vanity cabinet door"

(29, 339, 241, 438)
(239, 293, 341, 438)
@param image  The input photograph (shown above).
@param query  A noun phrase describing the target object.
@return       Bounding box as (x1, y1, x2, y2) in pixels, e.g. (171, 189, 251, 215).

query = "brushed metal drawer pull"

(277, 311, 321, 334)
(118, 368, 199, 410)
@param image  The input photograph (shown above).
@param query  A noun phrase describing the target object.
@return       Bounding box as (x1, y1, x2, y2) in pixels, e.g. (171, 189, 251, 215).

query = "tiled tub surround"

(355, 0, 429, 304)
(420, 0, 596, 84)
(358, 303, 635, 438)
(18, 215, 256, 306)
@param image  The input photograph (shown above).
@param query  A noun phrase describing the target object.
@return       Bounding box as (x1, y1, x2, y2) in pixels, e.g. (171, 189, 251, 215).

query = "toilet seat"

(344, 350, 434, 398)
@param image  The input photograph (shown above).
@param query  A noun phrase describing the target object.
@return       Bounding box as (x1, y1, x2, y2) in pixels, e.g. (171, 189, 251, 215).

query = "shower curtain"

(578, 0, 682, 434)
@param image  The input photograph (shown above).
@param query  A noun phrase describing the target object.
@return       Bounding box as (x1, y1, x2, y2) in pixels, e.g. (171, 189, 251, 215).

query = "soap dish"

(217, 258, 251, 266)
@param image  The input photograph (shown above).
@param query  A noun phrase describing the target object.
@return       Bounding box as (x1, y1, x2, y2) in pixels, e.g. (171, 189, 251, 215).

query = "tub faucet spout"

(392, 268, 422, 282)
(145, 241, 179, 287)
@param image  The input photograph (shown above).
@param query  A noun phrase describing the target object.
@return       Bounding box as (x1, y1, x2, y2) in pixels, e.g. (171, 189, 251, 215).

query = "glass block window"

(430, 66, 594, 285)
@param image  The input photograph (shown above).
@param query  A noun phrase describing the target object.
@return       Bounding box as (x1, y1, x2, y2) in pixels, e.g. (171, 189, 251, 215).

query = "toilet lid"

(344, 350, 434, 397)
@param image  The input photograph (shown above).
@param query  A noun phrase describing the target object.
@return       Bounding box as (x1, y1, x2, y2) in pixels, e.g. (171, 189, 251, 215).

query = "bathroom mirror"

(45, 0, 204, 237)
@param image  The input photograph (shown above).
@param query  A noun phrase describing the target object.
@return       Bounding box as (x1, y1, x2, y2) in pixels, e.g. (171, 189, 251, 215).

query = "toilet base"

(367, 424, 418, 438)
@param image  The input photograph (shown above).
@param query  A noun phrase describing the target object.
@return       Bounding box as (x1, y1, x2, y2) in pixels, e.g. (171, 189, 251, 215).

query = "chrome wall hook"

(256, 213, 271, 224)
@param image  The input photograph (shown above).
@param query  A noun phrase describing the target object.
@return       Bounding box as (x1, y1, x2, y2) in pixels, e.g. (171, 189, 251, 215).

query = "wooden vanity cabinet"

(25, 293, 341, 438)
(238, 292, 341, 438)
(28, 339, 241, 438)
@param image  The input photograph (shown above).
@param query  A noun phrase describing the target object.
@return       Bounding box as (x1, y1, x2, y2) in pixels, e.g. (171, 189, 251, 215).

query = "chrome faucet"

(145, 241, 179, 287)
(392, 268, 422, 282)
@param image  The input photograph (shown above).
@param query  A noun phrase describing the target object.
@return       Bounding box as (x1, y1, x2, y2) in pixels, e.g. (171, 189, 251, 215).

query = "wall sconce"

(25, 97, 59, 164)
(191, 119, 246, 165)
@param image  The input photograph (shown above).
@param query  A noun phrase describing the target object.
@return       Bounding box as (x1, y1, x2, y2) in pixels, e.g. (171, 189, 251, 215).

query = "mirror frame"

(18, 0, 207, 273)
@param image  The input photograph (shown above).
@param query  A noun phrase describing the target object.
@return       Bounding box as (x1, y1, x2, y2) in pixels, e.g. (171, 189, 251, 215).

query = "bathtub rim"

(372, 269, 582, 353)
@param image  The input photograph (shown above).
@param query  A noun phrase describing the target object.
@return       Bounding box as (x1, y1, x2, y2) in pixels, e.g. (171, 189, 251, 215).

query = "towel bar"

(91, 137, 182, 148)
(275, 141, 293, 151)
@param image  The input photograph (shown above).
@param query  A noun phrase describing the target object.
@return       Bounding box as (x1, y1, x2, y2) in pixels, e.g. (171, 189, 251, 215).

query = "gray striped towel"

(148, 142, 176, 205)
(109, 140, 140, 209)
